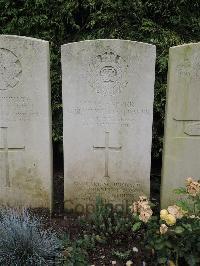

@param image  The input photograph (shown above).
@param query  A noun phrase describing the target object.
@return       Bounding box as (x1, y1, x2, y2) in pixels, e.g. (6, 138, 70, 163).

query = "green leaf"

(165, 241, 173, 248)
(176, 200, 191, 211)
(174, 187, 187, 194)
(158, 257, 167, 263)
(132, 222, 142, 232)
(112, 250, 131, 260)
(155, 242, 165, 250)
(183, 223, 192, 232)
(174, 226, 185, 234)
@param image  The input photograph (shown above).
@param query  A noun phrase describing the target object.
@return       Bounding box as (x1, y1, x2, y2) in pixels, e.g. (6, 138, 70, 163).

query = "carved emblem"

(89, 48, 128, 96)
(0, 48, 22, 90)
(184, 122, 200, 136)
(176, 54, 200, 79)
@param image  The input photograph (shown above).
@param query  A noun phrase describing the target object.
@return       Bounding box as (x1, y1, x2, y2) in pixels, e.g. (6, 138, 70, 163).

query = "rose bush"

(130, 177, 200, 265)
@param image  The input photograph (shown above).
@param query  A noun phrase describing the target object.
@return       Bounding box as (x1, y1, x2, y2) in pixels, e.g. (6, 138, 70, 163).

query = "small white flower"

(111, 261, 117, 265)
(126, 260, 133, 266)
(132, 247, 138, 252)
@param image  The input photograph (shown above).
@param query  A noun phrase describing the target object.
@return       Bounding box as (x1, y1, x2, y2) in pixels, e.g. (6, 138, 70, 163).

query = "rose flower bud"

(165, 214, 176, 226)
(167, 205, 185, 219)
(160, 224, 168, 235)
(187, 181, 200, 197)
(160, 209, 169, 220)
(186, 177, 193, 185)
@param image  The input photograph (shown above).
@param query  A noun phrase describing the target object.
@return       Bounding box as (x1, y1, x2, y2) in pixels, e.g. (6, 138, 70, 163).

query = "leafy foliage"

(61, 198, 143, 264)
(81, 197, 135, 245)
(1, 0, 200, 159)
(59, 234, 91, 265)
(112, 249, 132, 260)
(144, 216, 200, 265)
(0, 209, 61, 265)
(141, 178, 200, 265)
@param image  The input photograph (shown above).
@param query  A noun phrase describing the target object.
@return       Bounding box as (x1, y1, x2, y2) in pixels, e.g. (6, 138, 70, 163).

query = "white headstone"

(62, 40, 156, 212)
(0, 35, 52, 209)
(161, 43, 200, 207)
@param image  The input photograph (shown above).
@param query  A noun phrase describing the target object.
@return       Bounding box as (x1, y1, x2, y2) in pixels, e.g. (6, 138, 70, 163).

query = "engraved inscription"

(176, 59, 191, 77)
(176, 54, 200, 79)
(71, 181, 142, 203)
(89, 48, 128, 96)
(93, 132, 121, 178)
(0, 48, 22, 90)
(0, 127, 25, 187)
(192, 53, 200, 78)
(0, 96, 39, 122)
(67, 99, 150, 128)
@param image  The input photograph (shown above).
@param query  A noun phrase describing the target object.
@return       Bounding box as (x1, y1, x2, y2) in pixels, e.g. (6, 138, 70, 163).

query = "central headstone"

(62, 40, 156, 211)
(0, 35, 52, 209)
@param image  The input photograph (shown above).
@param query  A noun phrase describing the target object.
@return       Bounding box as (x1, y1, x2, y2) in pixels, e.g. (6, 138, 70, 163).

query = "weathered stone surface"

(0, 35, 52, 209)
(62, 39, 156, 211)
(161, 43, 200, 207)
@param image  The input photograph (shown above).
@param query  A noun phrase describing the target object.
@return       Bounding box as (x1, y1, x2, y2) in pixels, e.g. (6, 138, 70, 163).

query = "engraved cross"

(93, 132, 122, 178)
(0, 127, 25, 187)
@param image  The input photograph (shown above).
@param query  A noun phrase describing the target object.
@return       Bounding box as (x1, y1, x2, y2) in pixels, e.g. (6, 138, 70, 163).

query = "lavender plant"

(0, 209, 61, 265)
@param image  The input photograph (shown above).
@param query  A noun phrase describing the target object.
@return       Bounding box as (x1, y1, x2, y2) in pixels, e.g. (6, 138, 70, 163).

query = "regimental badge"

(89, 48, 128, 96)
